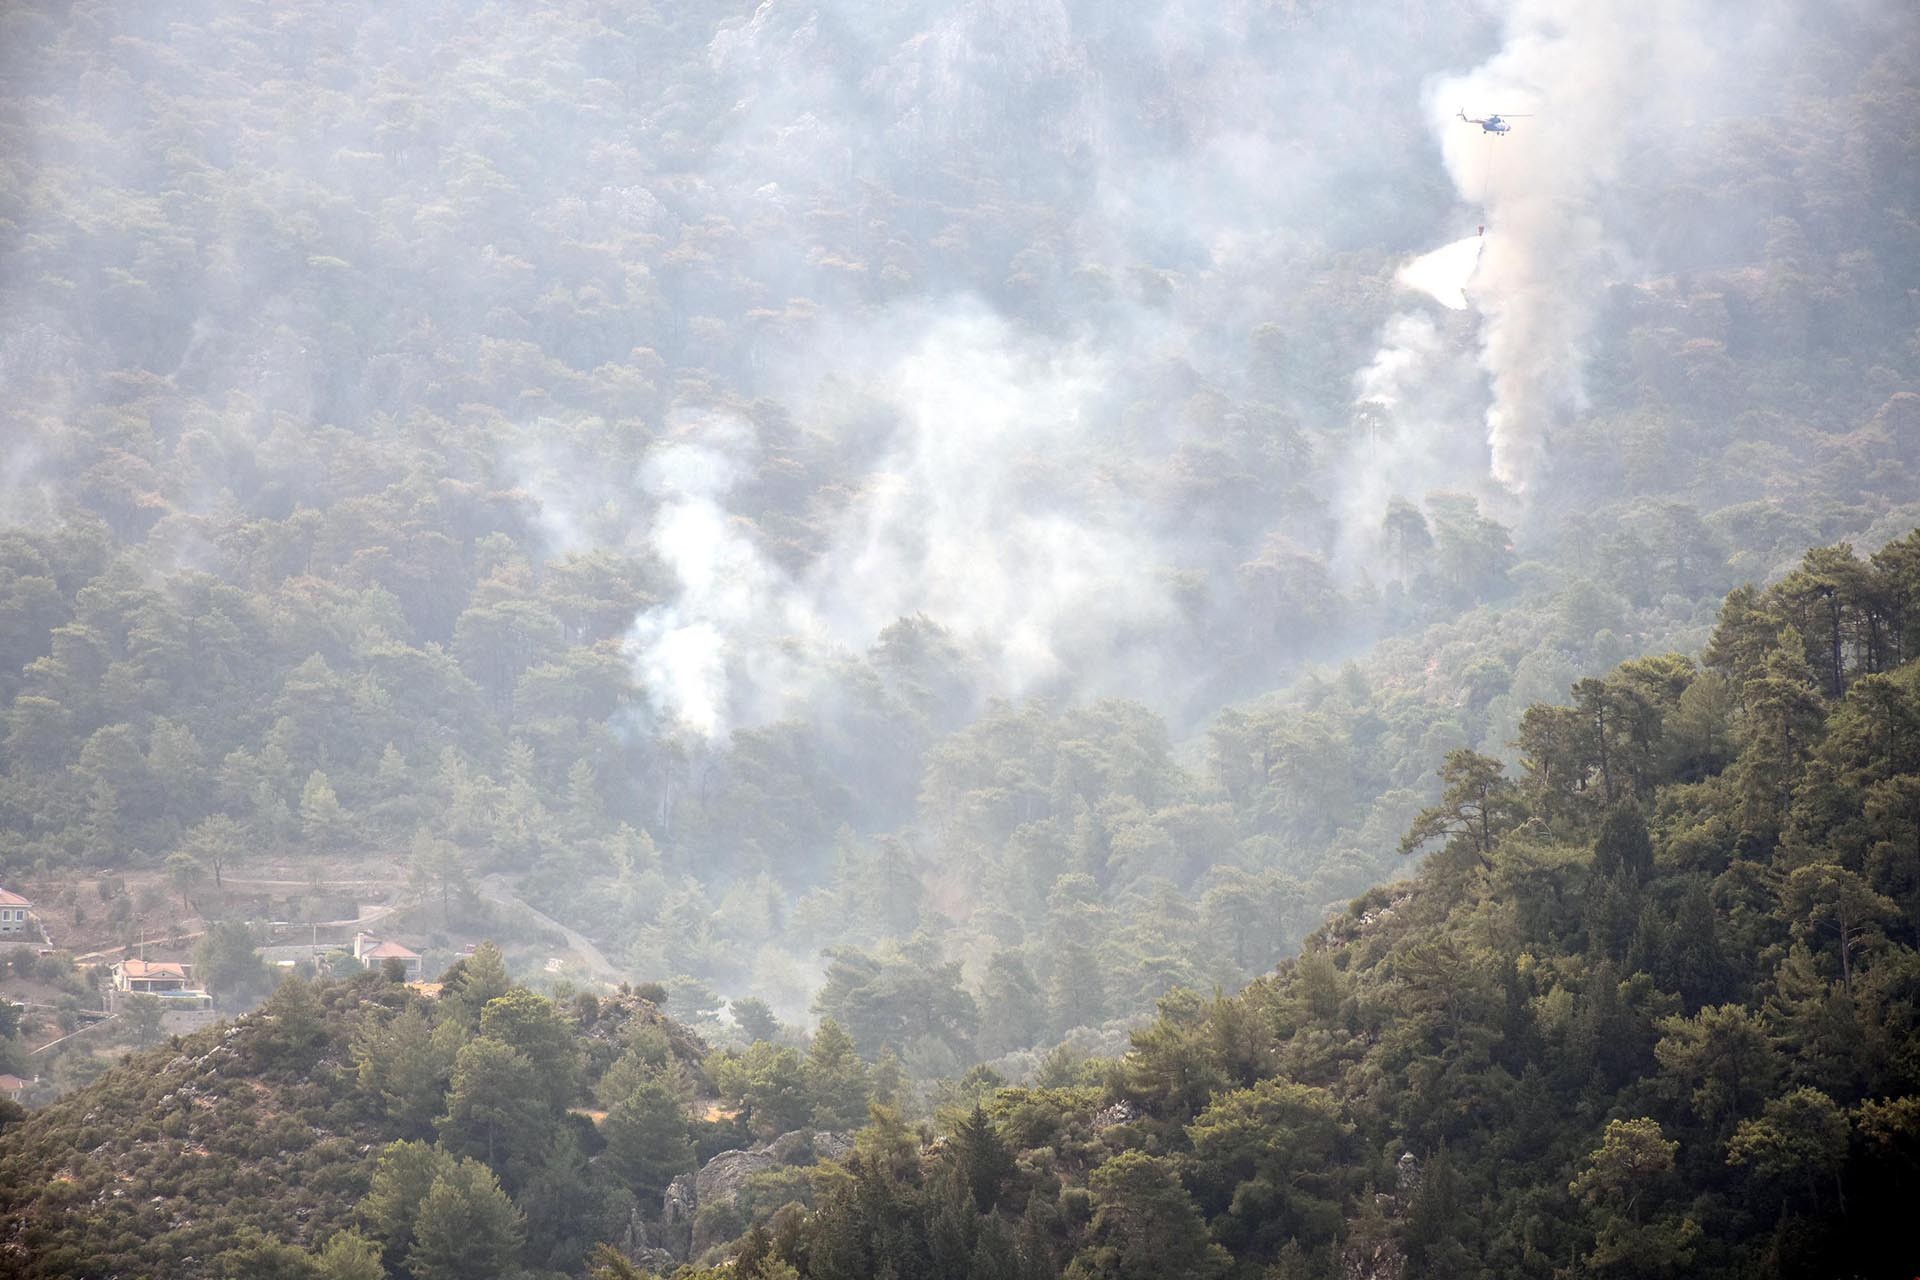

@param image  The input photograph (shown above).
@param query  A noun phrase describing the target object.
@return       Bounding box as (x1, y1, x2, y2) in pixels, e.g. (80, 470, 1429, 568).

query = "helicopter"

(1458, 109, 1531, 135)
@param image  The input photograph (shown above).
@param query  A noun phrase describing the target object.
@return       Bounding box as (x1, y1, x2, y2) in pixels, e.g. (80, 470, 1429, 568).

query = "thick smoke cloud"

(628, 420, 811, 738)
(1430, 0, 1714, 496)
(1334, 309, 1487, 578)
(496, 1, 1503, 735)
(498, 0, 1801, 733)
(799, 309, 1170, 691)
(619, 306, 1180, 738)
(1397, 236, 1482, 312)
(1335, 0, 1800, 558)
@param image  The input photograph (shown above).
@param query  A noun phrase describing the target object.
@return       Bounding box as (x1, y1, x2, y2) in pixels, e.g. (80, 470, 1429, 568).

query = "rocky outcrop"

(688, 1146, 783, 1252)
(810, 1129, 853, 1162)
(695, 1144, 783, 1208)
(658, 1172, 696, 1258)
(637, 1129, 851, 1264)
(1341, 1234, 1406, 1280)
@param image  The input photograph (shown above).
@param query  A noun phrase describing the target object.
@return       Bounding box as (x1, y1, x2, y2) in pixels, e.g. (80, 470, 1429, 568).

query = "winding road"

(477, 874, 626, 986)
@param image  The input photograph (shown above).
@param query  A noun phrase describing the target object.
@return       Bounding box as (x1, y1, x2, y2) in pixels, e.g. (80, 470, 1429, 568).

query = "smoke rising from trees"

(4, 0, 1915, 1058)
(1429, 0, 1758, 497)
(492, 0, 1870, 737)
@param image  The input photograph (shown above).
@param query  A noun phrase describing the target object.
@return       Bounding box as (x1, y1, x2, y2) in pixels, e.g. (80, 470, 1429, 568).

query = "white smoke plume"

(626, 420, 822, 739)
(1334, 310, 1487, 576)
(619, 306, 1178, 738)
(799, 309, 1170, 690)
(1330, 234, 1487, 571)
(1431, 0, 1712, 495)
(1397, 235, 1484, 311)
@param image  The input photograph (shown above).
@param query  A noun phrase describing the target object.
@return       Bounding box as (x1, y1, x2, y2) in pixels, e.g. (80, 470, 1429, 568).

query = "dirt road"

(477, 875, 626, 986)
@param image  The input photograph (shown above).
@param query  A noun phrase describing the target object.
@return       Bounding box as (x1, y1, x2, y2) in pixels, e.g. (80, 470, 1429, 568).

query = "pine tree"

(600, 1073, 695, 1201)
(968, 1218, 1021, 1280)
(479, 987, 580, 1109)
(360, 1140, 458, 1269)
(409, 827, 467, 928)
(1069, 1151, 1227, 1280)
(926, 1167, 978, 1279)
(1048, 939, 1107, 1036)
(804, 1019, 871, 1130)
(406, 1159, 526, 1280)
(352, 1005, 455, 1137)
(1726, 1088, 1851, 1215)
(1014, 1192, 1059, 1280)
(518, 1128, 613, 1272)
(441, 940, 511, 1025)
(164, 850, 204, 910)
(299, 768, 347, 848)
(1594, 803, 1654, 882)
(1398, 748, 1525, 873)
(257, 972, 330, 1073)
(1662, 879, 1729, 1008)
(437, 1038, 547, 1176)
(731, 996, 781, 1042)
(803, 1179, 870, 1280)
(1782, 862, 1897, 993)
(952, 1105, 1015, 1214)
(1763, 944, 1868, 1098)
(978, 951, 1048, 1057)
(314, 1230, 385, 1280)
(1653, 1003, 1779, 1135)
(180, 813, 244, 888)
(565, 758, 603, 835)
(1402, 1143, 1479, 1278)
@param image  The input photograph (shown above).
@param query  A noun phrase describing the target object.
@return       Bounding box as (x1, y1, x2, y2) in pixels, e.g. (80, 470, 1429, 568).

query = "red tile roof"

(0, 889, 31, 907)
(120, 959, 191, 980)
(363, 941, 419, 960)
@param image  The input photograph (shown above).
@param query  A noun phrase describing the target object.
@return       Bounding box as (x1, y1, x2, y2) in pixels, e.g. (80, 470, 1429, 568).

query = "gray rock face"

(1341, 1235, 1406, 1280)
(658, 1172, 696, 1258)
(689, 1146, 783, 1252)
(615, 1203, 682, 1275)
(696, 1145, 783, 1208)
(645, 1128, 856, 1258)
(653, 1128, 854, 1260)
(811, 1130, 853, 1162)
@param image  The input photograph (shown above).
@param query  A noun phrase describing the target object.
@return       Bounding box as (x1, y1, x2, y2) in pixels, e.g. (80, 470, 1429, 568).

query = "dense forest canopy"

(0, 0, 1918, 1273)
(3, 537, 1917, 1278)
(3, 0, 1916, 1047)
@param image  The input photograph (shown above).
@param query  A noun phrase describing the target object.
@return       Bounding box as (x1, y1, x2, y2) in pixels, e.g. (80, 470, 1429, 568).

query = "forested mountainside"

(4, 0, 1920, 1272)
(3, 0, 1920, 1076)
(649, 547, 1920, 1280)
(0, 949, 746, 1279)
(4, 540, 1916, 1279)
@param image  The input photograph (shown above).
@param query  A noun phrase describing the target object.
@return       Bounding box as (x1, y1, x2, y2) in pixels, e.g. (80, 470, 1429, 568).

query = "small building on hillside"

(109, 959, 214, 1013)
(113, 958, 196, 994)
(0, 888, 36, 938)
(353, 933, 422, 981)
(0, 1074, 29, 1102)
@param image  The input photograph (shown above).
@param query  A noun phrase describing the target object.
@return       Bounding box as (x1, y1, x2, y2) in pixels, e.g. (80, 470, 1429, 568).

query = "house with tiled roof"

(0, 888, 36, 938)
(114, 958, 194, 992)
(109, 958, 214, 1012)
(353, 932, 422, 980)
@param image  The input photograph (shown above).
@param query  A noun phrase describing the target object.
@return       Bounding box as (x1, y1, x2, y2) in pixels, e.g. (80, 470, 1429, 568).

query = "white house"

(109, 959, 214, 1012)
(0, 888, 35, 938)
(353, 932, 423, 980)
